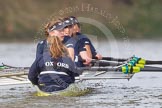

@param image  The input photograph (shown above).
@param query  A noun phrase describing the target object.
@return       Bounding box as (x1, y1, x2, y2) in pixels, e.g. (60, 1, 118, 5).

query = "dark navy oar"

(96, 56, 162, 65)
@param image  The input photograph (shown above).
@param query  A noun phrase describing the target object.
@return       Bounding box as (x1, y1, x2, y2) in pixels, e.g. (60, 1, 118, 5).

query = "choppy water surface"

(0, 40, 162, 108)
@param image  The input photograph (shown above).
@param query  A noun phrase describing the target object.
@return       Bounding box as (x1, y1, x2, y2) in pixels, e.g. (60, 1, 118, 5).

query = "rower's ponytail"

(47, 36, 68, 58)
(45, 18, 68, 58)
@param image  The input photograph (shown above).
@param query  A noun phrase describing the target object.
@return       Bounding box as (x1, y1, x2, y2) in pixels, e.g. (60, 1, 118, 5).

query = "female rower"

(36, 17, 91, 67)
(62, 17, 75, 61)
(63, 17, 92, 67)
(36, 19, 65, 58)
(36, 18, 74, 61)
(70, 16, 102, 60)
(28, 21, 78, 92)
(63, 17, 73, 37)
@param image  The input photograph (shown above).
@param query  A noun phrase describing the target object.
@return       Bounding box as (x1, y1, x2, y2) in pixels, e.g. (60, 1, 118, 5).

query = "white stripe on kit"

(40, 71, 68, 76)
(66, 44, 73, 47)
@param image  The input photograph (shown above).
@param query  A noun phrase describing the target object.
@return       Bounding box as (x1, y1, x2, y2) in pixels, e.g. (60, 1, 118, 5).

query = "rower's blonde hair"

(47, 36, 68, 58)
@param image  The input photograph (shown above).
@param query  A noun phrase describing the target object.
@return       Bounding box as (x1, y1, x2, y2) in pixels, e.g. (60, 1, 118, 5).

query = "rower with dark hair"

(64, 16, 102, 67)
(61, 17, 92, 67)
(61, 17, 92, 66)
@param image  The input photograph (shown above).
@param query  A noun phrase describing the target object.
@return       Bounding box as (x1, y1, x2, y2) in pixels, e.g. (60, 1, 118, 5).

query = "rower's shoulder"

(37, 39, 47, 46)
(66, 37, 76, 43)
(77, 33, 89, 40)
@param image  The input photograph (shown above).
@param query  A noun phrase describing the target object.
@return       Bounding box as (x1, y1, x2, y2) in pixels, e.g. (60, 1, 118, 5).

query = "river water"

(0, 40, 162, 108)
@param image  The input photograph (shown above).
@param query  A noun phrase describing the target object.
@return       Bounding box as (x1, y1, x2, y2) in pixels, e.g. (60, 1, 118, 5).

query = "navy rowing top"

(36, 36, 70, 59)
(65, 35, 87, 67)
(28, 51, 79, 92)
(65, 33, 97, 67)
(75, 32, 97, 58)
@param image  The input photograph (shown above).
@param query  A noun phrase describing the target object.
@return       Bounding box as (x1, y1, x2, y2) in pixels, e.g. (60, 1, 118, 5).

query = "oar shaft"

(0, 72, 28, 77)
(101, 57, 162, 65)
(141, 66, 162, 72)
(146, 60, 162, 65)
(75, 76, 132, 80)
(99, 57, 127, 62)
(2, 63, 30, 69)
(78, 65, 162, 73)
(77, 67, 119, 72)
(91, 60, 123, 66)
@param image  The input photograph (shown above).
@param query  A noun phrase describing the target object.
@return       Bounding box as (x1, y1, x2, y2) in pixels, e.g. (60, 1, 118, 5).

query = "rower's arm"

(67, 47, 74, 61)
(82, 38, 98, 59)
(28, 57, 42, 85)
(36, 40, 46, 59)
(64, 38, 75, 61)
(85, 45, 92, 59)
(80, 51, 91, 65)
(88, 40, 102, 59)
(78, 40, 92, 65)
